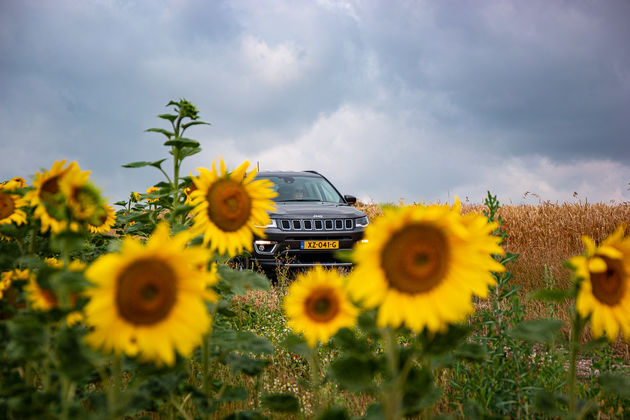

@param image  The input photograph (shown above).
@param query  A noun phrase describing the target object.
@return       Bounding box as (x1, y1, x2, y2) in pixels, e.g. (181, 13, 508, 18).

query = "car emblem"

(313, 214, 323, 218)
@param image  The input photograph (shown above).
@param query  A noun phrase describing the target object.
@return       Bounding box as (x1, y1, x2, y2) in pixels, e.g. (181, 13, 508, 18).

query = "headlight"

(355, 216, 369, 228)
(255, 219, 277, 229)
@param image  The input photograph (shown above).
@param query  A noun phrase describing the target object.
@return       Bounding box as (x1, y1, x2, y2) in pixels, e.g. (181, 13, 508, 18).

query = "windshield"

(258, 175, 345, 203)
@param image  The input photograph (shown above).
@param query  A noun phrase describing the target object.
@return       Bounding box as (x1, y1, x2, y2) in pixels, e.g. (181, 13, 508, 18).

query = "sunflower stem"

(568, 310, 583, 418)
(381, 327, 402, 420)
(28, 226, 37, 254)
(108, 355, 123, 419)
(202, 333, 210, 396)
(307, 346, 322, 414)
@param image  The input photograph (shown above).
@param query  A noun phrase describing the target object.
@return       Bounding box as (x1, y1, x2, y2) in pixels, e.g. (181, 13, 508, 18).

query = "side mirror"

(344, 195, 357, 205)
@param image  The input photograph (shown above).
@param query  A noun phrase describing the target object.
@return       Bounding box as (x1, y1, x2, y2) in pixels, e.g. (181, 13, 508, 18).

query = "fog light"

(254, 240, 277, 254)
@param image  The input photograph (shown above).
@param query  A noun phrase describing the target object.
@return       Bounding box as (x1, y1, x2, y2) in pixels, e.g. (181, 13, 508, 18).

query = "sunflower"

(59, 167, 106, 228)
(25, 160, 85, 234)
(145, 186, 159, 203)
(1, 269, 34, 299)
(184, 176, 197, 204)
(83, 222, 217, 365)
(347, 201, 505, 333)
(88, 203, 116, 234)
(569, 225, 630, 341)
(25, 275, 58, 311)
(284, 266, 358, 347)
(44, 257, 87, 271)
(0, 179, 27, 227)
(189, 159, 277, 257)
(7, 177, 27, 188)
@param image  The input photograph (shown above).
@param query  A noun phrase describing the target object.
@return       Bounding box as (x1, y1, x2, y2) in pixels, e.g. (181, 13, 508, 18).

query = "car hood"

(269, 202, 366, 219)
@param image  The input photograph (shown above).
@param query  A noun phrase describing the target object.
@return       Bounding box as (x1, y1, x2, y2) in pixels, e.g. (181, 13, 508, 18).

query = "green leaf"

(222, 411, 266, 420)
(331, 327, 371, 354)
(580, 335, 610, 351)
(216, 265, 271, 296)
(262, 394, 300, 413)
(421, 324, 471, 355)
(317, 406, 350, 420)
(211, 326, 274, 355)
(363, 403, 384, 420)
(334, 249, 353, 263)
(329, 355, 380, 391)
(401, 366, 436, 415)
(122, 158, 167, 169)
(533, 390, 568, 418)
(54, 325, 94, 382)
(5, 313, 47, 362)
(179, 146, 202, 159)
(163, 138, 200, 149)
(281, 333, 310, 359)
(182, 120, 211, 130)
(219, 386, 249, 402)
(598, 372, 630, 398)
(508, 319, 563, 343)
(404, 384, 442, 416)
(50, 230, 87, 253)
(157, 113, 178, 123)
(453, 343, 488, 362)
(529, 288, 571, 302)
(145, 127, 174, 138)
(224, 353, 269, 376)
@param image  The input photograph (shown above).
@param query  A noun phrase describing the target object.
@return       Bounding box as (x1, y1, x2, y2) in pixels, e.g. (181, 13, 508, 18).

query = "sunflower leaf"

(216, 265, 271, 296)
(157, 113, 178, 123)
(529, 288, 571, 302)
(225, 353, 269, 376)
(211, 326, 274, 355)
(453, 343, 488, 362)
(317, 406, 351, 420)
(281, 333, 310, 359)
(145, 127, 174, 138)
(329, 355, 380, 392)
(508, 319, 563, 343)
(122, 158, 167, 169)
(163, 138, 200, 149)
(182, 120, 211, 130)
(262, 394, 300, 413)
(598, 372, 630, 398)
(179, 146, 202, 159)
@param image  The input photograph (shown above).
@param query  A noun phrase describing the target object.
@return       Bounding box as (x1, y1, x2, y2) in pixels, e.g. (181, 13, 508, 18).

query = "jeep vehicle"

(242, 170, 369, 278)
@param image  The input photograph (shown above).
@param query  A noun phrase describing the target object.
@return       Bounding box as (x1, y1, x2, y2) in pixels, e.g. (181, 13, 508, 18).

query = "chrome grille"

(278, 218, 355, 231)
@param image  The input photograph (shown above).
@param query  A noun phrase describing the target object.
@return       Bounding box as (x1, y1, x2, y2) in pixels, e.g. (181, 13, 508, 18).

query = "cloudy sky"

(1, 0, 629, 205)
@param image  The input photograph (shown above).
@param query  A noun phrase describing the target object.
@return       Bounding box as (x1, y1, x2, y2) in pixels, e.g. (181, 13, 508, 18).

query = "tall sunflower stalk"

(124, 99, 210, 228)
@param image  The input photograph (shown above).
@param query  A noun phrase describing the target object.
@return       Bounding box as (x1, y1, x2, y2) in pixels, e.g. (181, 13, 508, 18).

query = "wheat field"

(356, 200, 630, 294)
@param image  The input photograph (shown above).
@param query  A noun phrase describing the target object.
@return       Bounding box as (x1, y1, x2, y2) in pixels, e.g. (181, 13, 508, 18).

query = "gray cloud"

(1, 0, 628, 205)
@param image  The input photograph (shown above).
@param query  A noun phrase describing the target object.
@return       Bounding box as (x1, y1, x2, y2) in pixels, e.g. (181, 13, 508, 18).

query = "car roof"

(255, 170, 322, 178)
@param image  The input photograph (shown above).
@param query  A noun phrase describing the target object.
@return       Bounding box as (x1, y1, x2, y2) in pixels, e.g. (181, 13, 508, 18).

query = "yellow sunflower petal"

(588, 257, 607, 273)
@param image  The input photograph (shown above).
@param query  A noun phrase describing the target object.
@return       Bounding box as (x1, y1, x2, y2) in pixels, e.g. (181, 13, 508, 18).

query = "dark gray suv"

(242, 170, 368, 278)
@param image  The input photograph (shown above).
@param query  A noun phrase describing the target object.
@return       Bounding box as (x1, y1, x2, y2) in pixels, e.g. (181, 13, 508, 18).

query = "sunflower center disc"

(116, 258, 177, 325)
(381, 223, 450, 294)
(305, 288, 340, 323)
(41, 176, 61, 204)
(0, 192, 15, 219)
(591, 256, 626, 306)
(73, 187, 99, 221)
(206, 179, 252, 232)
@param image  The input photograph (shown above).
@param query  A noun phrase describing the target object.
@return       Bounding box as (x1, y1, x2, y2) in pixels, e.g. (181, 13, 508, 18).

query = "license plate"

(301, 240, 339, 250)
